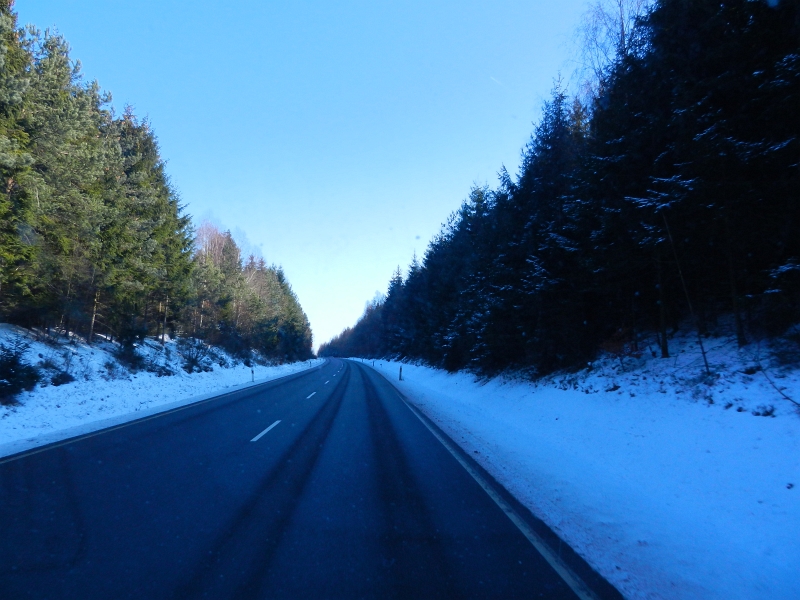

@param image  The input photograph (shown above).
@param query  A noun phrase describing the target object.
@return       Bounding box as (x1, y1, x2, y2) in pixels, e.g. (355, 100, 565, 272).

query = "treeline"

(320, 0, 799, 375)
(0, 3, 312, 362)
(188, 222, 313, 361)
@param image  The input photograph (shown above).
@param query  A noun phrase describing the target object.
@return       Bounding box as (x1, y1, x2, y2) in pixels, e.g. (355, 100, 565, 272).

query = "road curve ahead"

(0, 359, 620, 599)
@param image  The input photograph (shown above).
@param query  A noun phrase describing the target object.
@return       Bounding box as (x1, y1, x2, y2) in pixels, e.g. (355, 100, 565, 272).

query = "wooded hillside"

(320, 0, 799, 375)
(0, 2, 313, 362)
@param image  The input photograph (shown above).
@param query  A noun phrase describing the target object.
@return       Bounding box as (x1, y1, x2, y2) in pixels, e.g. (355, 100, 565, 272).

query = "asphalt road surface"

(0, 359, 621, 599)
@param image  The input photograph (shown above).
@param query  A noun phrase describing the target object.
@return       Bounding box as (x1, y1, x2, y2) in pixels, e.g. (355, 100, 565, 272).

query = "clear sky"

(16, 0, 588, 350)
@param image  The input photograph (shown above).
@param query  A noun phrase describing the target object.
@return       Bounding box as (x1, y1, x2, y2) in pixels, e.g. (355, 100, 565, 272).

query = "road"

(0, 359, 621, 599)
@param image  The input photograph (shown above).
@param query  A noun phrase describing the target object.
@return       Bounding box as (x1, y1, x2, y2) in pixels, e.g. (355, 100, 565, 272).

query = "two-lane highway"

(0, 359, 620, 599)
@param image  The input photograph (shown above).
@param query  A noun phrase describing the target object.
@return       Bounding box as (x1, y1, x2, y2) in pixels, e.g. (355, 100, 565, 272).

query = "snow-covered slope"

(366, 331, 800, 600)
(0, 324, 323, 457)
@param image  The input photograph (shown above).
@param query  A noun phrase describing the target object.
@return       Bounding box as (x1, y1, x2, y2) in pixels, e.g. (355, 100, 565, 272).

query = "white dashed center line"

(250, 420, 281, 442)
(306, 392, 316, 399)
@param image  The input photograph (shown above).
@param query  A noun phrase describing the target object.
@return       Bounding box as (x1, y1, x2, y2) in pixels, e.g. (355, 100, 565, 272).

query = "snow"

(0, 324, 323, 458)
(364, 330, 800, 600)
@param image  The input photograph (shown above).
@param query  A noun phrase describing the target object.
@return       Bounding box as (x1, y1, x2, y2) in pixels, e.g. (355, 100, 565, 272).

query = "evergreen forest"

(0, 2, 313, 363)
(320, 0, 800, 376)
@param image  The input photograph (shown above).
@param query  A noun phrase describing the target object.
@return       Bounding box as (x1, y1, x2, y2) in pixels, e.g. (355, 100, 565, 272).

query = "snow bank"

(365, 332, 800, 599)
(0, 324, 323, 458)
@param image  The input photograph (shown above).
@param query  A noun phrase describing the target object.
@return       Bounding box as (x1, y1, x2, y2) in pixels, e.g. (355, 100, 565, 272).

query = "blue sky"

(17, 0, 588, 349)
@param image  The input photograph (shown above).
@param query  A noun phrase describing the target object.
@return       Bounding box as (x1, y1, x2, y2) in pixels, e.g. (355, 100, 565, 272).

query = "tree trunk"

(631, 290, 639, 352)
(725, 213, 746, 347)
(88, 290, 99, 345)
(162, 295, 169, 345)
(144, 297, 150, 337)
(656, 255, 669, 358)
(663, 213, 710, 374)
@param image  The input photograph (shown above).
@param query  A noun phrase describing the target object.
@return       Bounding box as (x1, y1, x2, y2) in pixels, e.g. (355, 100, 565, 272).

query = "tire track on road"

(173, 364, 351, 599)
(360, 363, 460, 599)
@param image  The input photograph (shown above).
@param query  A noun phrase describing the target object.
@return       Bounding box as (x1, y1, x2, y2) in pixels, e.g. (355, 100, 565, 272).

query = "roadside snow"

(0, 324, 323, 458)
(365, 332, 800, 600)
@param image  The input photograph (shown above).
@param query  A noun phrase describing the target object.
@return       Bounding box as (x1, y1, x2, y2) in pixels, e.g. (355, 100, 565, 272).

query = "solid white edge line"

(250, 420, 281, 442)
(400, 398, 600, 600)
(306, 392, 316, 399)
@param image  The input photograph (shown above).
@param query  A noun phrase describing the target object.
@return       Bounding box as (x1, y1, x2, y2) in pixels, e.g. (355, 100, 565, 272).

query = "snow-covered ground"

(0, 324, 323, 458)
(366, 330, 800, 600)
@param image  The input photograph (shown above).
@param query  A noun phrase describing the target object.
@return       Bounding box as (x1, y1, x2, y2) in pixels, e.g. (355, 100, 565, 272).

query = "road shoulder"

(0, 359, 326, 461)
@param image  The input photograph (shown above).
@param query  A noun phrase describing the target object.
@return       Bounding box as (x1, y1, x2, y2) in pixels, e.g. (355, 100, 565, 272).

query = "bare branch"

(572, 0, 652, 101)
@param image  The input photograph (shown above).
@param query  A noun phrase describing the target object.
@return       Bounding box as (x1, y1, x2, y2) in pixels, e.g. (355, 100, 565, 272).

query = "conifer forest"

(0, 2, 313, 362)
(320, 0, 800, 376)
